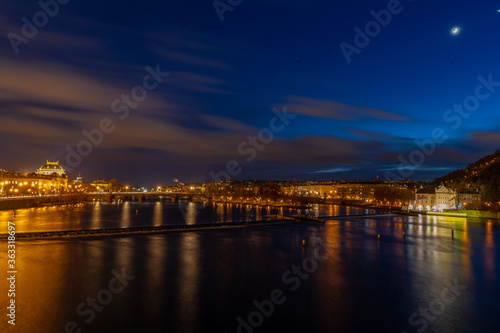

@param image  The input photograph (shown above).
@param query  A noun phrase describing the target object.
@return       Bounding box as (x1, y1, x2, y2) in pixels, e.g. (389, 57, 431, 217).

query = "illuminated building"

(91, 180, 112, 192)
(0, 161, 68, 196)
(73, 174, 83, 184)
(415, 186, 482, 212)
(436, 186, 455, 211)
(283, 183, 377, 201)
(435, 186, 481, 211)
(36, 160, 67, 177)
(415, 188, 436, 211)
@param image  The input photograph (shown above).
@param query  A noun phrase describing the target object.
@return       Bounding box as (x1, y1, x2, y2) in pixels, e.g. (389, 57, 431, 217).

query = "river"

(0, 199, 498, 332)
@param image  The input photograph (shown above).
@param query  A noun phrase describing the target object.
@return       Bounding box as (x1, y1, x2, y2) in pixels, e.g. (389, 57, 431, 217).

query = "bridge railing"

(86, 192, 190, 195)
(0, 194, 81, 200)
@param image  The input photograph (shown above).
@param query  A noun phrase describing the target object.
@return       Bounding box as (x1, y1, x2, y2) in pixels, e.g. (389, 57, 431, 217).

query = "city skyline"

(0, 151, 494, 188)
(2, 2, 500, 333)
(2, 1, 500, 185)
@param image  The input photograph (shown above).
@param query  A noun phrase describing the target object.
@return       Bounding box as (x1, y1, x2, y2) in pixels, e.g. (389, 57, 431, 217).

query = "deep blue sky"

(1, 0, 500, 186)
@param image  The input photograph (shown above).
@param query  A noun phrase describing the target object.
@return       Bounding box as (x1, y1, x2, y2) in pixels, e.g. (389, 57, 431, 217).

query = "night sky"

(1, 0, 500, 186)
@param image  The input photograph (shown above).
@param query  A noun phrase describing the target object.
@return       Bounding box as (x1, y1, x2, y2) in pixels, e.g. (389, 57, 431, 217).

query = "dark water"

(0, 201, 499, 332)
(0, 199, 375, 233)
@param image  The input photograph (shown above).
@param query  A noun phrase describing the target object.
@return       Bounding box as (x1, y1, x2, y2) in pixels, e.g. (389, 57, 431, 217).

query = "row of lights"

(1, 181, 59, 186)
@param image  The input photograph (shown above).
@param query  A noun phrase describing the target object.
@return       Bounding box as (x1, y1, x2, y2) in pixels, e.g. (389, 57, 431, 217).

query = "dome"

(36, 161, 66, 177)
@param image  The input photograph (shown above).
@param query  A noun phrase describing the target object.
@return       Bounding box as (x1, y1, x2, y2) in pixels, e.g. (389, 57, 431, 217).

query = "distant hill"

(434, 150, 500, 202)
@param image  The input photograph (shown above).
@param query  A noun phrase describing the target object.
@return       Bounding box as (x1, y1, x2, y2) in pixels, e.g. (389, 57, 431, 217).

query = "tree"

(109, 178, 120, 192)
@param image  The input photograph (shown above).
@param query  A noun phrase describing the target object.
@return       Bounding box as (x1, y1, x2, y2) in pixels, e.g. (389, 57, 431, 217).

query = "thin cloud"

(201, 115, 256, 133)
(471, 131, 500, 143)
(347, 128, 406, 140)
(312, 167, 353, 173)
(284, 96, 411, 122)
(155, 49, 233, 71)
(380, 165, 454, 172)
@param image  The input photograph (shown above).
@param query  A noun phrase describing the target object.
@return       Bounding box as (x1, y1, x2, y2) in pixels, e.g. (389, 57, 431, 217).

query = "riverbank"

(323, 201, 500, 220)
(0, 194, 85, 210)
(326, 201, 420, 217)
(426, 210, 500, 220)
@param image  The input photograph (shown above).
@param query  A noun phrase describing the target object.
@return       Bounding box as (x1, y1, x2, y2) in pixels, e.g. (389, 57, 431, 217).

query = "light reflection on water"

(121, 201, 131, 228)
(179, 233, 200, 331)
(0, 200, 376, 233)
(91, 201, 102, 229)
(0, 204, 499, 332)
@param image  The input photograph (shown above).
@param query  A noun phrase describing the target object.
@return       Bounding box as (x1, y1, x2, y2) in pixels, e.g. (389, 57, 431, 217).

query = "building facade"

(415, 188, 436, 211)
(36, 161, 67, 177)
(0, 161, 69, 196)
(415, 186, 481, 211)
(436, 186, 456, 211)
(90, 180, 112, 192)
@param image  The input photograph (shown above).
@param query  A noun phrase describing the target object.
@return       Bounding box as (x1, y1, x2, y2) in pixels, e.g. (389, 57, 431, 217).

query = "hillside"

(434, 150, 500, 202)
